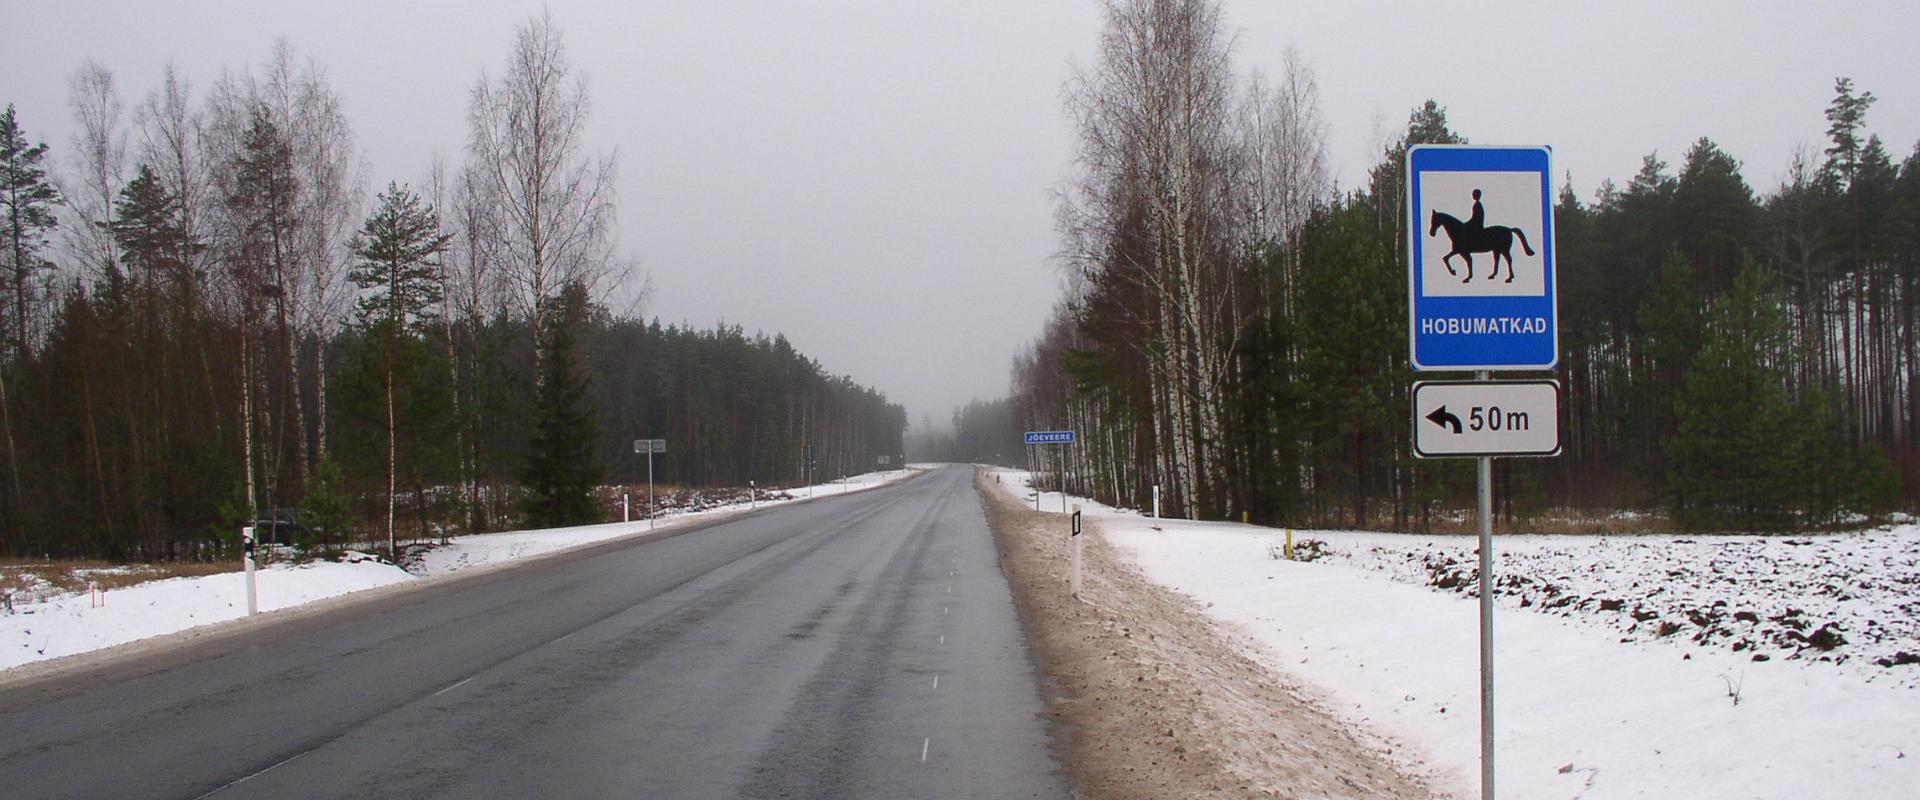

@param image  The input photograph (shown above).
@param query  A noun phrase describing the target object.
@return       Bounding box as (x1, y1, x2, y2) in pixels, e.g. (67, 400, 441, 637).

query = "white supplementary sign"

(1413, 380, 1560, 458)
(634, 438, 667, 454)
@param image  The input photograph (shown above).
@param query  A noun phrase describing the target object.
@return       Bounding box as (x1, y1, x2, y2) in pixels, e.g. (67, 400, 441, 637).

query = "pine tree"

(1823, 78, 1877, 191)
(1, 104, 60, 360)
(348, 182, 453, 559)
(106, 164, 201, 290)
(520, 284, 601, 528)
(1666, 262, 1802, 528)
(0, 104, 59, 546)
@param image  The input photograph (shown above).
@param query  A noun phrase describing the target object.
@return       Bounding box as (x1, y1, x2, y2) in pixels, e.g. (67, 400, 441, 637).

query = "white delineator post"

(1070, 504, 1083, 598)
(1152, 484, 1160, 519)
(750, 480, 757, 510)
(242, 524, 258, 616)
(623, 493, 630, 523)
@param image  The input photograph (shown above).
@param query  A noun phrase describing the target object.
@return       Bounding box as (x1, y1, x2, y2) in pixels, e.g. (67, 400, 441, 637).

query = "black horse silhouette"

(1428, 210, 1536, 283)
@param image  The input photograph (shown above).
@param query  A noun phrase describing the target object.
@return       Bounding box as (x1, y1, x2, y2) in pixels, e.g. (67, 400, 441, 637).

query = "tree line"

(1003, 0, 1914, 531)
(0, 13, 903, 561)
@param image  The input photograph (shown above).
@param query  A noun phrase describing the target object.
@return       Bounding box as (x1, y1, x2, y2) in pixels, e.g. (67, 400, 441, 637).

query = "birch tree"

(1237, 47, 1330, 308)
(62, 60, 129, 283)
(467, 10, 621, 364)
(1061, 0, 1241, 517)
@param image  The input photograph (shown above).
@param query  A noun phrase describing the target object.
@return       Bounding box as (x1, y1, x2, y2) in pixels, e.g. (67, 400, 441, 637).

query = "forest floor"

(976, 469, 1439, 799)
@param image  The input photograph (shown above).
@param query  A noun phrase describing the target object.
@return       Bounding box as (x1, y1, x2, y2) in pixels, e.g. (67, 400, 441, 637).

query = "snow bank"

(2, 468, 921, 674)
(991, 469, 1920, 799)
(3, 558, 409, 670)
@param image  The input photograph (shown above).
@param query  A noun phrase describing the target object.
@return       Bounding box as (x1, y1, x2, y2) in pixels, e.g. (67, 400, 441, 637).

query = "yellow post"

(1284, 528, 1294, 561)
(1242, 511, 1249, 524)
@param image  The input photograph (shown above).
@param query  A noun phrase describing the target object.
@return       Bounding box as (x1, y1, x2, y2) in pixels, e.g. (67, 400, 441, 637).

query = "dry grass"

(0, 559, 237, 601)
(1315, 507, 1684, 537)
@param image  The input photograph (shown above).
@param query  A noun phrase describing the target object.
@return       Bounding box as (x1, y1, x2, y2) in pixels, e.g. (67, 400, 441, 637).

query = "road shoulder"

(975, 468, 1440, 799)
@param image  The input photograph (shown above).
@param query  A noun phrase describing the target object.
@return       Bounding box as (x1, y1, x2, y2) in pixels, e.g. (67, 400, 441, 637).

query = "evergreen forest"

(967, 0, 1916, 532)
(0, 17, 904, 561)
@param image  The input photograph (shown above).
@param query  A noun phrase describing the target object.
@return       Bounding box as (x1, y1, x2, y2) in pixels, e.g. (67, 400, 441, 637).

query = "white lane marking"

(921, 737, 930, 762)
(939, 634, 944, 645)
(933, 674, 939, 689)
(434, 677, 475, 697)
(943, 605, 949, 615)
(191, 751, 310, 799)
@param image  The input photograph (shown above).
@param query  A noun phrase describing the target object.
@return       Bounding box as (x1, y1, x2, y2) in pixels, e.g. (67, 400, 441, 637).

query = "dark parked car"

(252, 508, 321, 546)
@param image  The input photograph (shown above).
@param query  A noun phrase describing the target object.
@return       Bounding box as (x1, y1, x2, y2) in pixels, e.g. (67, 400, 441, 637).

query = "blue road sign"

(1024, 431, 1076, 445)
(1407, 145, 1557, 371)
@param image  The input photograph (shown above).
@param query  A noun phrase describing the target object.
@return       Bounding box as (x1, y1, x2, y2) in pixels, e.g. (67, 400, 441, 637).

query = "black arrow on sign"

(1426, 405, 1463, 434)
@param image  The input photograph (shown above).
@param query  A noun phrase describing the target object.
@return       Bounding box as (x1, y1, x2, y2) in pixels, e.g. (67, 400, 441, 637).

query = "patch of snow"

(990, 468, 1920, 799)
(2, 560, 410, 670)
(2, 468, 921, 673)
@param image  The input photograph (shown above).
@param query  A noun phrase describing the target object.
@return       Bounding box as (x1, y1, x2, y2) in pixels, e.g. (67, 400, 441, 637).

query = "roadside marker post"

(1152, 484, 1160, 520)
(1070, 504, 1083, 598)
(241, 524, 258, 616)
(1408, 144, 1563, 800)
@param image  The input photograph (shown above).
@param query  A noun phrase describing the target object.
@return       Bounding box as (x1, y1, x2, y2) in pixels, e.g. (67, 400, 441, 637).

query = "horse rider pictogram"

(1429, 188, 1536, 284)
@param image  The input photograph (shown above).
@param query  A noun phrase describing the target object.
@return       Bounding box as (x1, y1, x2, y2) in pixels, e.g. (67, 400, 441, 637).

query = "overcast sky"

(4, 1, 1916, 430)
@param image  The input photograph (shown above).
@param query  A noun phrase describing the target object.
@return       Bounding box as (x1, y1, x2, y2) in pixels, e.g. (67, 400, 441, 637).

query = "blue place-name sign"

(1407, 145, 1558, 371)
(1024, 431, 1076, 445)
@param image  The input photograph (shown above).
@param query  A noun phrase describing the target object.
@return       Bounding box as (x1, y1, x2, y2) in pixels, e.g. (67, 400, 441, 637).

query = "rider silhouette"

(1465, 189, 1485, 235)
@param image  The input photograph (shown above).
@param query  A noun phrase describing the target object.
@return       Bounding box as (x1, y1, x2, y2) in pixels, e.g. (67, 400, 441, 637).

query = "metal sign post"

(635, 439, 667, 529)
(1474, 380, 1495, 800)
(1407, 145, 1562, 800)
(1023, 431, 1077, 513)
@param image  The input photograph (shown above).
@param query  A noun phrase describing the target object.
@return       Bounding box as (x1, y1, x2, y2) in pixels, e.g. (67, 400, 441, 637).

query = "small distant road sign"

(877, 455, 891, 466)
(1408, 145, 1558, 371)
(1024, 431, 1076, 445)
(633, 438, 667, 454)
(1413, 380, 1560, 458)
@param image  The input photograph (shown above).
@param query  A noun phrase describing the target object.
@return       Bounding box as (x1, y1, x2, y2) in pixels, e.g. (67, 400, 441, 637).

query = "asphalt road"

(0, 465, 1068, 799)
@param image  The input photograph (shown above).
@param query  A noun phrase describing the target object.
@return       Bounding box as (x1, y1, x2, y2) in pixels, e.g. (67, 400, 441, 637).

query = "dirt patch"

(1, 560, 237, 603)
(977, 470, 1439, 799)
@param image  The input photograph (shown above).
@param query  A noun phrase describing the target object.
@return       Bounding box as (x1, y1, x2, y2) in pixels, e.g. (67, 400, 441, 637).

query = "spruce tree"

(520, 284, 601, 528)
(1637, 253, 1705, 504)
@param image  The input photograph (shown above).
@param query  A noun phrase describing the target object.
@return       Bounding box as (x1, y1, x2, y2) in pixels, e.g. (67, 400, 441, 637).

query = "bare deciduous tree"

(466, 10, 623, 362)
(1059, 0, 1241, 516)
(61, 59, 128, 284)
(1237, 46, 1330, 311)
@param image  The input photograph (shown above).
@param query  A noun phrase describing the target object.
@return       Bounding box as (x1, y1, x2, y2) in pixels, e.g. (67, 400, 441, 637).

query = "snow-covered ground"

(2, 468, 920, 673)
(993, 469, 1920, 799)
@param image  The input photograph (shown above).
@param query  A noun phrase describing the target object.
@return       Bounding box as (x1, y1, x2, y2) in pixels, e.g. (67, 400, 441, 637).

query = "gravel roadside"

(977, 469, 1441, 799)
